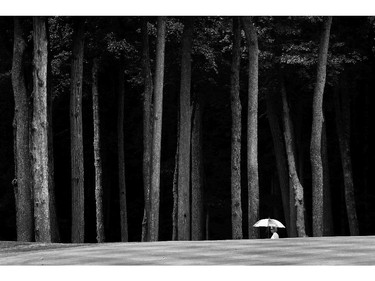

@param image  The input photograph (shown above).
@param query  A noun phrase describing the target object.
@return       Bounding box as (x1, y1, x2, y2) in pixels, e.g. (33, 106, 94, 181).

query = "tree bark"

(141, 18, 153, 242)
(280, 76, 307, 237)
(310, 16, 332, 237)
(242, 16, 259, 239)
(322, 121, 333, 236)
(92, 58, 105, 243)
(118, 64, 128, 242)
(230, 17, 243, 240)
(293, 98, 305, 188)
(362, 84, 370, 231)
(70, 17, 85, 243)
(172, 127, 179, 241)
(12, 17, 34, 242)
(149, 16, 166, 241)
(177, 17, 193, 241)
(32, 16, 51, 242)
(46, 18, 60, 243)
(191, 93, 204, 240)
(334, 82, 359, 236)
(265, 90, 291, 235)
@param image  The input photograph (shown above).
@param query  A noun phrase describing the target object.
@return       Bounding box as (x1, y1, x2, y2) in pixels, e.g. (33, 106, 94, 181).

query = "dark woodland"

(1, 16, 375, 243)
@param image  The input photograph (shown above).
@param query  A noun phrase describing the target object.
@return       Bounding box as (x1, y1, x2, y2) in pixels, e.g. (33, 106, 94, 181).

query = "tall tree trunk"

(149, 16, 166, 241)
(310, 16, 332, 237)
(295, 100, 305, 186)
(103, 74, 116, 241)
(362, 84, 370, 231)
(334, 82, 359, 236)
(265, 90, 291, 235)
(288, 100, 300, 237)
(172, 98, 180, 241)
(191, 93, 204, 240)
(118, 64, 128, 242)
(172, 126, 179, 241)
(230, 17, 243, 239)
(322, 121, 333, 236)
(12, 17, 34, 242)
(92, 58, 105, 243)
(141, 18, 153, 242)
(288, 102, 300, 237)
(70, 18, 85, 243)
(177, 17, 193, 241)
(242, 16, 259, 239)
(46, 18, 60, 243)
(289, 179, 297, 237)
(280, 76, 307, 237)
(32, 16, 51, 242)
(205, 208, 210, 240)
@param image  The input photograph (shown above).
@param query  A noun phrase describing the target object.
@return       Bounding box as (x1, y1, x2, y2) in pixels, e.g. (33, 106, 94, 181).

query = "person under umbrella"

(253, 218, 285, 238)
(270, 226, 279, 239)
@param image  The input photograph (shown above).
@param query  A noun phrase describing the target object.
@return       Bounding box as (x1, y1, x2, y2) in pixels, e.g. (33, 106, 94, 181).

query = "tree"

(70, 17, 85, 243)
(311, 16, 332, 237)
(92, 58, 105, 243)
(322, 122, 333, 236)
(141, 18, 153, 242)
(230, 17, 243, 239)
(334, 78, 359, 236)
(191, 91, 205, 240)
(149, 16, 166, 241)
(242, 16, 259, 239)
(265, 89, 292, 235)
(177, 17, 194, 241)
(46, 17, 60, 243)
(118, 63, 128, 242)
(280, 75, 307, 237)
(172, 125, 179, 241)
(32, 16, 51, 242)
(12, 17, 34, 242)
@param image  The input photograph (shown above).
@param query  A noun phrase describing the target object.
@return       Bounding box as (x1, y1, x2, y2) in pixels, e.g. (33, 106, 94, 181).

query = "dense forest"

(0, 16, 374, 243)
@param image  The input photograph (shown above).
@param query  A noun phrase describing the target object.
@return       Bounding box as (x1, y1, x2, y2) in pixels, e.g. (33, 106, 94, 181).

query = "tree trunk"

(230, 17, 243, 240)
(12, 17, 34, 242)
(32, 16, 51, 242)
(334, 82, 359, 236)
(295, 100, 305, 186)
(280, 76, 307, 237)
(46, 18, 60, 243)
(191, 93, 204, 240)
(177, 17, 193, 241)
(70, 17, 85, 243)
(205, 208, 210, 240)
(265, 90, 291, 235)
(310, 16, 332, 237)
(172, 127, 179, 241)
(322, 121, 333, 236)
(362, 84, 370, 232)
(288, 100, 300, 237)
(149, 16, 166, 241)
(118, 64, 128, 242)
(242, 16, 259, 239)
(92, 58, 105, 243)
(141, 18, 153, 242)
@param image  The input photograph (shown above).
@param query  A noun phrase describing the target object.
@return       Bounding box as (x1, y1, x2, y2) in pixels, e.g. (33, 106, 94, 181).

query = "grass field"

(1, 235, 375, 265)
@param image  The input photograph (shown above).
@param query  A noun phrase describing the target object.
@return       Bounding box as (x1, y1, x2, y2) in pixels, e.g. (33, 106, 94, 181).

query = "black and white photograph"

(1, 1, 375, 276)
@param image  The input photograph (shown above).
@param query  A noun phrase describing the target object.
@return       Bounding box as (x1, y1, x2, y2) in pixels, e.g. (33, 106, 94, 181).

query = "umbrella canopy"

(253, 218, 286, 228)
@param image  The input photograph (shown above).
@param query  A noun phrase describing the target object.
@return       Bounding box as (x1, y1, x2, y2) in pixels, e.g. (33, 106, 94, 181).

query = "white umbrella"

(253, 218, 286, 228)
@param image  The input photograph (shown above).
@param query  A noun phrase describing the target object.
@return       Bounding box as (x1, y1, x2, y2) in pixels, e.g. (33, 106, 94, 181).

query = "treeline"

(0, 16, 374, 243)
